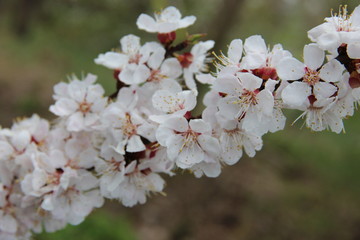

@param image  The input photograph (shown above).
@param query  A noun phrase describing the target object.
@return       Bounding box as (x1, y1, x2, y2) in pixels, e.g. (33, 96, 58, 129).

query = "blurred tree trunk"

(11, 0, 44, 37)
(208, 0, 245, 51)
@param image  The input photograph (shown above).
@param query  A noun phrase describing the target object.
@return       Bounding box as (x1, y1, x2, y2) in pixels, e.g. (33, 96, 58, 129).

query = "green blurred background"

(1, 0, 360, 239)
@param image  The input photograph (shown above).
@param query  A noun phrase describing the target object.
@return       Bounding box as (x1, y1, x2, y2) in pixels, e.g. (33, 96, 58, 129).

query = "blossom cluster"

(1, 5, 360, 239)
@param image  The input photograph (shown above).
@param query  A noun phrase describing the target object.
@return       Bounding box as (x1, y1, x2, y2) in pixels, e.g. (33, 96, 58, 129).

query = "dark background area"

(1, 0, 360, 239)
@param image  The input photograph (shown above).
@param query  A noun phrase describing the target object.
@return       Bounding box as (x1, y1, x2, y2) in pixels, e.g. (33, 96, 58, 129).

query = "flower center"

(129, 54, 141, 64)
(332, 6, 353, 32)
(148, 69, 166, 82)
(121, 113, 138, 137)
(79, 102, 92, 113)
(303, 68, 320, 85)
(241, 89, 259, 105)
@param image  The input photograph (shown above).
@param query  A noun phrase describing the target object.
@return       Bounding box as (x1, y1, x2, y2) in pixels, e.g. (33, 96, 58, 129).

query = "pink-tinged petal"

(94, 52, 128, 69)
(313, 82, 337, 99)
(126, 135, 146, 153)
(218, 96, 241, 120)
(277, 57, 305, 80)
(161, 58, 182, 79)
(136, 14, 157, 32)
(67, 112, 85, 132)
(347, 42, 360, 59)
(189, 119, 211, 133)
(162, 116, 189, 132)
(147, 47, 166, 70)
(219, 132, 243, 165)
(197, 134, 220, 157)
(319, 59, 345, 83)
(178, 16, 196, 28)
(303, 43, 325, 70)
(244, 35, 267, 54)
(50, 98, 78, 116)
(213, 75, 242, 96)
(281, 82, 311, 107)
(120, 34, 141, 55)
(176, 142, 204, 169)
(237, 72, 262, 91)
(228, 39, 243, 63)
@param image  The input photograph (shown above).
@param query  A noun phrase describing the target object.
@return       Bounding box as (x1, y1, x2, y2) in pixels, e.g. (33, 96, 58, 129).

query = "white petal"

(218, 96, 241, 120)
(319, 59, 345, 83)
(347, 42, 360, 59)
(50, 98, 78, 116)
(281, 82, 311, 107)
(160, 58, 182, 79)
(303, 44, 324, 70)
(220, 132, 243, 165)
(67, 112, 85, 132)
(94, 52, 128, 69)
(189, 119, 211, 133)
(120, 34, 141, 55)
(277, 57, 305, 80)
(126, 135, 146, 153)
(228, 39, 243, 63)
(147, 47, 166, 70)
(213, 75, 242, 96)
(176, 142, 204, 169)
(184, 68, 196, 90)
(161, 6, 182, 21)
(313, 82, 337, 99)
(133, 64, 151, 84)
(136, 14, 157, 32)
(244, 35, 267, 54)
(237, 72, 262, 91)
(197, 135, 220, 157)
(178, 16, 196, 28)
(162, 116, 189, 132)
